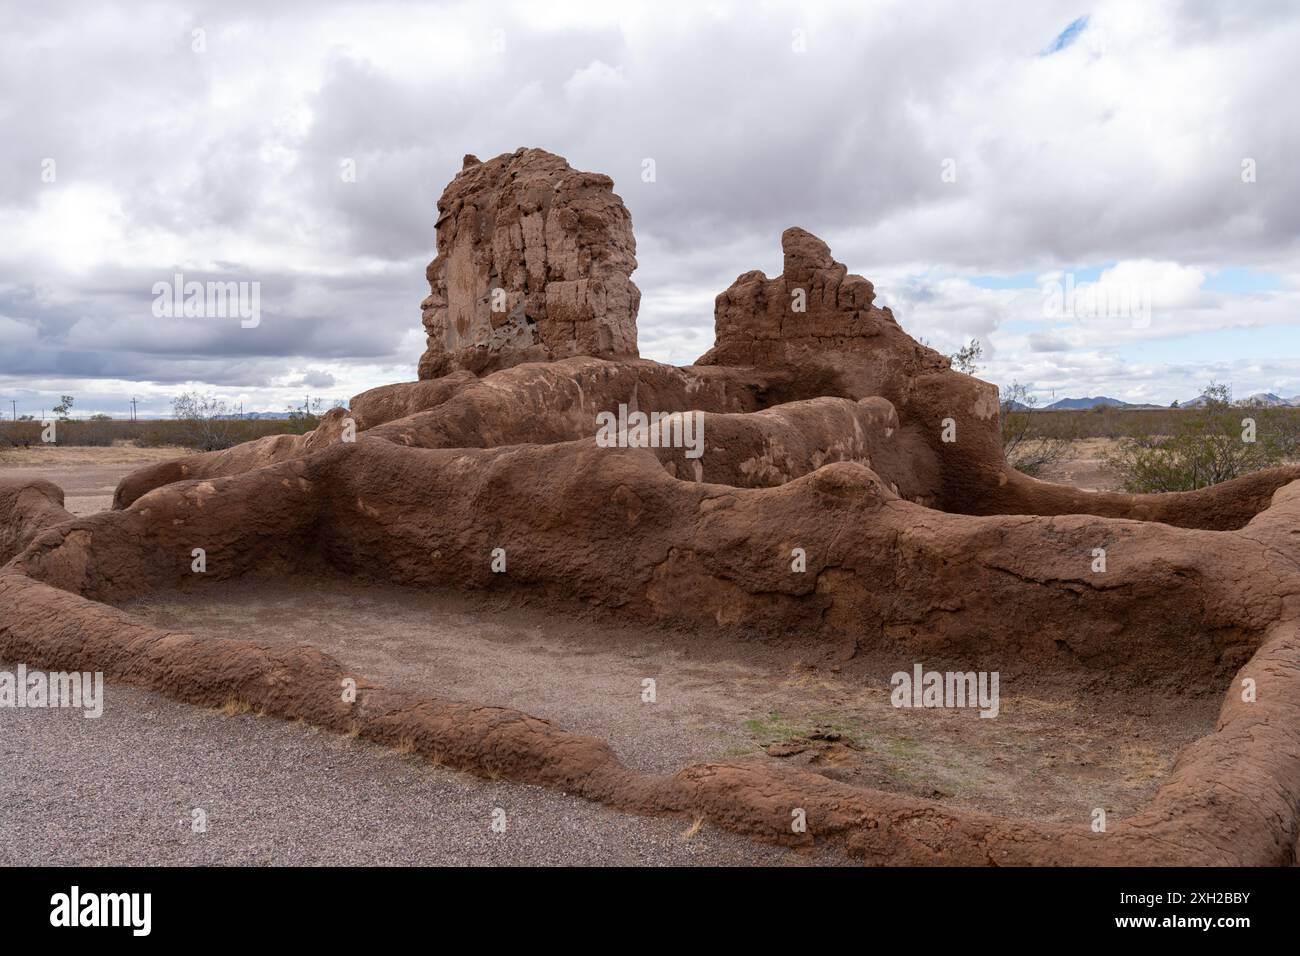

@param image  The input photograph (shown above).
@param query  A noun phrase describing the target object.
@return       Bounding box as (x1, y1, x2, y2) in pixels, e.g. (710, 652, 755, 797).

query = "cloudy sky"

(3, 0, 1299, 417)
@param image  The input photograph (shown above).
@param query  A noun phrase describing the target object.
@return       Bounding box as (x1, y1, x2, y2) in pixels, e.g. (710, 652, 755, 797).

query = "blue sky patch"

(1043, 16, 1090, 55)
(1201, 267, 1283, 294)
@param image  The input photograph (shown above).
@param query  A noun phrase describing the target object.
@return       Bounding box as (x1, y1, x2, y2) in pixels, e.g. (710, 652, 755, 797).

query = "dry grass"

(681, 815, 705, 840)
(1107, 743, 1172, 787)
(997, 694, 1078, 718)
(219, 697, 251, 716)
(0, 443, 188, 467)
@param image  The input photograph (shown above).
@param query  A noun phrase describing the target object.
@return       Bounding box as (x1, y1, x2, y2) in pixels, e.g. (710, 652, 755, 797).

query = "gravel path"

(0, 676, 837, 866)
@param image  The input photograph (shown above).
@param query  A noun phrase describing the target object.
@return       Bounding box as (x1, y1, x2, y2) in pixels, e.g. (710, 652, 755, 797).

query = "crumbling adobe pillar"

(417, 148, 641, 379)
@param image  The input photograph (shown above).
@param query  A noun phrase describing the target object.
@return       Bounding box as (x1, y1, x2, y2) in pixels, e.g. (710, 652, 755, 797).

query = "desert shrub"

(0, 416, 315, 449)
(951, 339, 983, 374)
(284, 397, 325, 430)
(1000, 383, 1073, 477)
(0, 422, 42, 447)
(76, 416, 116, 446)
(1261, 403, 1300, 460)
(170, 393, 249, 451)
(1105, 385, 1289, 492)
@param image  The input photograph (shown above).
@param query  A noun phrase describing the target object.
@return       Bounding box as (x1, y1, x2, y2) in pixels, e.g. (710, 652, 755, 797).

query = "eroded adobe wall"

(0, 478, 71, 565)
(112, 408, 353, 510)
(16, 432, 1299, 683)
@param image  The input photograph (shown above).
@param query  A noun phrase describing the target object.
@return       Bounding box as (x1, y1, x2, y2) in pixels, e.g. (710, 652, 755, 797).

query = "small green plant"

(742, 710, 871, 748)
(950, 339, 983, 375)
(52, 395, 75, 421)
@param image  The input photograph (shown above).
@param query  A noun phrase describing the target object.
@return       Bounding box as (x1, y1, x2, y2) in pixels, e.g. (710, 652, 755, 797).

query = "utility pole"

(130, 397, 138, 422)
(10, 400, 15, 421)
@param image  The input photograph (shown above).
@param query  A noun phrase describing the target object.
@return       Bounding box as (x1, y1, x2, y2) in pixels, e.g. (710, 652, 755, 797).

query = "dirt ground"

(123, 576, 1217, 826)
(1030, 438, 1124, 492)
(0, 444, 186, 514)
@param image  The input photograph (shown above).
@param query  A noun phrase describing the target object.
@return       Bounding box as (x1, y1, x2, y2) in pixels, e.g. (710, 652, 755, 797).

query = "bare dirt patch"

(124, 575, 1219, 826)
(0, 445, 187, 515)
(1031, 438, 1124, 492)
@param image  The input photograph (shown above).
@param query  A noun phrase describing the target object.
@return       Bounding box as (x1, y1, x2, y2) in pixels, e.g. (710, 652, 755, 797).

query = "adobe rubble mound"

(417, 148, 641, 379)
(697, 225, 1003, 511)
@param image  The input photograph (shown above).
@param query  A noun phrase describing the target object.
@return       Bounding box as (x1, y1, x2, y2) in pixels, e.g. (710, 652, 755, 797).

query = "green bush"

(1105, 386, 1292, 492)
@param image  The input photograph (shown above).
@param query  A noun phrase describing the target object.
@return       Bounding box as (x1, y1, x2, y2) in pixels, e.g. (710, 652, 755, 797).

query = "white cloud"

(1, 0, 1298, 414)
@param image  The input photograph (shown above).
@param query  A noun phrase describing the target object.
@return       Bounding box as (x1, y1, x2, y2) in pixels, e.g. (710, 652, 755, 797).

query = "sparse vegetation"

(1104, 383, 1296, 492)
(285, 397, 327, 423)
(742, 710, 871, 748)
(170, 392, 250, 452)
(950, 339, 983, 375)
(219, 697, 252, 717)
(0, 397, 320, 450)
(939, 341, 1074, 476)
(1000, 383, 1073, 477)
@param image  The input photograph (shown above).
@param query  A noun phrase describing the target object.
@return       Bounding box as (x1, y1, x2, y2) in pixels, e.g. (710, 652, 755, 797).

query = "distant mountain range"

(1042, 396, 1138, 410)
(1021, 393, 1300, 410)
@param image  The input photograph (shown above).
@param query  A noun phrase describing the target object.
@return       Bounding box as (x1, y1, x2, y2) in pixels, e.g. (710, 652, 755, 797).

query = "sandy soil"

(124, 576, 1218, 826)
(0, 445, 187, 515)
(1030, 438, 1125, 492)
